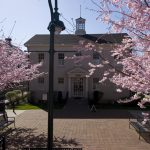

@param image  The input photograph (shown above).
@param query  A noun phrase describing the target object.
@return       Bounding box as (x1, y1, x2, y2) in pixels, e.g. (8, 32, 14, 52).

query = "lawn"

(14, 101, 66, 110)
(15, 103, 41, 110)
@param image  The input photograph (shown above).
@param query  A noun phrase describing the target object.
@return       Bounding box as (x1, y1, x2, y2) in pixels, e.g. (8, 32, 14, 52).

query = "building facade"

(24, 17, 130, 103)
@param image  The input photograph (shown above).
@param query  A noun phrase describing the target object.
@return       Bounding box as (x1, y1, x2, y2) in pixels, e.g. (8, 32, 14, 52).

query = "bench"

(0, 133, 5, 150)
(0, 112, 15, 133)
(129, 113, 150, 140)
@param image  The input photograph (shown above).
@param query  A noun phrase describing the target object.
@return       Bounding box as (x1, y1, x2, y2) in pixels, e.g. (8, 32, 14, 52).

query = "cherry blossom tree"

(78, 0, 149, 121)
(84, 0, 149, 123)
(0, 39, 43, 91)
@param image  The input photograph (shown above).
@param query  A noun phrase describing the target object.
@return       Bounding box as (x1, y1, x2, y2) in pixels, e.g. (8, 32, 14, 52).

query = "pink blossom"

(103, 15, 110, 23)
(137, 102, 146, 109)
(93, 0, 150, 108)
(142, 112, 149, 117)
(116, 89, 122, 93)
(0, 40, 43, 91)
(99, 77, 107, 83)
(72, 0, 150, 109)
(104, 71, 110, 76)
(112, 0, 120, 3)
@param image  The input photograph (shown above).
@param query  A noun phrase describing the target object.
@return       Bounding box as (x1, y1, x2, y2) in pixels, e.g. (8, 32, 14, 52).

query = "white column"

(68, 77, 71, 98)
(85, 77, 88, 98)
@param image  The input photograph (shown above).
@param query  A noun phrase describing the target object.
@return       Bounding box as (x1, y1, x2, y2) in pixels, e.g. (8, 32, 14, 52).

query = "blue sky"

(0, 0, 108, 49)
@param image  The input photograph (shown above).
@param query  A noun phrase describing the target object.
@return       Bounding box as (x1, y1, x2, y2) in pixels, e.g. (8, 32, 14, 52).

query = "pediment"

(67, 67, 88, 76)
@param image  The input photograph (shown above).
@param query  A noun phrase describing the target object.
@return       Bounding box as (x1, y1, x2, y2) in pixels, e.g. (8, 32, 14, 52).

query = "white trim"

(67, 67, 88, 98)
(67, 67, 88, 77)
(71, 77, 85, 98)
(68, 77, 71, 98)
(85, 77, 88, 97)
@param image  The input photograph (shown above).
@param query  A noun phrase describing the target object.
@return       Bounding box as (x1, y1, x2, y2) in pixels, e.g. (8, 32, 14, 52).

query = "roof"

(76, 17, 86, 21)
(24, 33, 128, 46)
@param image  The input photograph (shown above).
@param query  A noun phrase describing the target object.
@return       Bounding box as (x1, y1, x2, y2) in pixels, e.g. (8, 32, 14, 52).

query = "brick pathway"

(5, 108, 150, 150)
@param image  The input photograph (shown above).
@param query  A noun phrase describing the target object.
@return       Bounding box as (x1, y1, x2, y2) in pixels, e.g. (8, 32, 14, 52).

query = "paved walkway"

(4, 100, 150, 150)
(6, 109, 26, 117)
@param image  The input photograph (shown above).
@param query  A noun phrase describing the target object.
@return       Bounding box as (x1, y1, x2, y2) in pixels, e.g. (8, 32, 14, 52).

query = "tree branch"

(144, 0, 150, 7)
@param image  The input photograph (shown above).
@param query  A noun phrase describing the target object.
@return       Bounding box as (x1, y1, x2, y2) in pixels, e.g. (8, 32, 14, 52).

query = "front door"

(71, 77, 85, 98)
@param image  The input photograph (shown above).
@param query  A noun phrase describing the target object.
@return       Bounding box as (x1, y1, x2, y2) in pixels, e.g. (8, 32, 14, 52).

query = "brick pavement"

(4, 99, 150, 150)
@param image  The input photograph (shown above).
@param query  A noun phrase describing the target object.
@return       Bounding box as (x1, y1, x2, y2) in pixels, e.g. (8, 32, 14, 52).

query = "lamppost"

(47, 0, 65, 150)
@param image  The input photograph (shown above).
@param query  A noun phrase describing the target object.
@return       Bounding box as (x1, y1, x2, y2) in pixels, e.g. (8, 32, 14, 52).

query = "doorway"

(71, 77, 85, 98)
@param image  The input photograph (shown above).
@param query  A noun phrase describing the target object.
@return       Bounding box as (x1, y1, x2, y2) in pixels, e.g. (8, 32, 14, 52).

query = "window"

(75, 51, 82, 66)
(93, 78, 99, 89)
(75, 51, 82, 57)
(38, 77, 44, 84)
(58, 53, 64, 65)
(78, 23, 85, 30)
(93, 52, 100, 64)
(38, 53, 44, 62)
(58, 78, 64, 84)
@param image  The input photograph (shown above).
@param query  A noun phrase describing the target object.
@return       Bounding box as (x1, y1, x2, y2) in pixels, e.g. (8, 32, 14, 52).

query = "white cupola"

(75, 17, 86, 35)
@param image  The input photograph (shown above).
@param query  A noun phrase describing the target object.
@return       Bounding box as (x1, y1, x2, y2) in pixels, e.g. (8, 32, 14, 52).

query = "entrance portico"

(67, 68, 88, 98)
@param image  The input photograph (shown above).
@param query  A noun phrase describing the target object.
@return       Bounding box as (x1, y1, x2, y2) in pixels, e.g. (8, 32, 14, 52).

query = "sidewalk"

(5, 109, 150, 150)
(6, 109, 26, 117)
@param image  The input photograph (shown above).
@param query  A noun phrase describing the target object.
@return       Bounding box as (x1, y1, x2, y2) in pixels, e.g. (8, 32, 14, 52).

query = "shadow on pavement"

(53, 107, 134, 119)
(52, 98, 140, 119)
(6, 128, 47, 150)
(6, 128, 82, 150)
(53, 136, 82, 148)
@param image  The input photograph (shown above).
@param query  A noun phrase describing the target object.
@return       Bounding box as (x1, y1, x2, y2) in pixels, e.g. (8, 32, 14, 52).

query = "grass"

(15, 103, 41, 110)
(14, 100, 67, 110)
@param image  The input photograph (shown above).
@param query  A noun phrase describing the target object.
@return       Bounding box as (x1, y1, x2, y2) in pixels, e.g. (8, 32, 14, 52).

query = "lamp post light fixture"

(47, 0, 65, 149)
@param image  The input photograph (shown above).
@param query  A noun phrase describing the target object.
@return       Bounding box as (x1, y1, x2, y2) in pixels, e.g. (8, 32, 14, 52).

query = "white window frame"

(38, 53, 44, 62)
(58, 53, 64, 66)
(58, 78, 64, 84)
(75, 51, 82, 66)
(38, 77, 45, 84)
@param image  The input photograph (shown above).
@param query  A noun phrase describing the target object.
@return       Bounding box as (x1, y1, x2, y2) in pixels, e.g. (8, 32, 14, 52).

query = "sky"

(0, 0, 108, 50)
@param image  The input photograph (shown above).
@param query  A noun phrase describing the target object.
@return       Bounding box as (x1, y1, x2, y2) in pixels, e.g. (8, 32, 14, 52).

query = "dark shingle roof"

(24, 33, 128, 46)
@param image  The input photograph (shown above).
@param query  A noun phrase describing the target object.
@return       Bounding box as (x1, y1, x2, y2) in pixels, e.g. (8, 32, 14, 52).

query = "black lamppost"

(47, 0, 65, 149)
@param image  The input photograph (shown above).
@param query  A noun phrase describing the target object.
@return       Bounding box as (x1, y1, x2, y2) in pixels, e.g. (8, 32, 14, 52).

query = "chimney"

(5, 38, 12, 47)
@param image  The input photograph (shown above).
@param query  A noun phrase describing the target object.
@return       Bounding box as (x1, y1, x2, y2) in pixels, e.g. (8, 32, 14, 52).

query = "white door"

(71, 77, 85, 97)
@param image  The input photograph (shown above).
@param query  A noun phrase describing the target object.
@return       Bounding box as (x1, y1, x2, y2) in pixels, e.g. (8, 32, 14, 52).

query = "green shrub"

(22, 91, 30, 101)
(5, 91, 17, 103)
(57, 91, 63, 103)
(5, 90, 30, 113)
(13, 90, 22, 95)
(13, 90, 22, 103)
(6, 90, 30, 103)
(93, 91, 104, 104)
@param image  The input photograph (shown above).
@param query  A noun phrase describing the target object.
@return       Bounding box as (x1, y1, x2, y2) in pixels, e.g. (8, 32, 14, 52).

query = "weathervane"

(80, 5, 82, 17)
